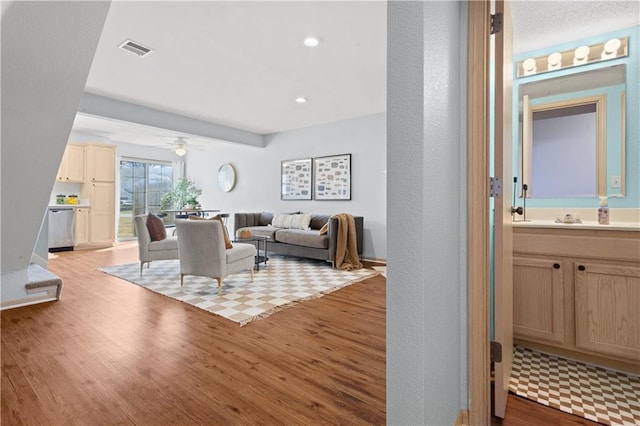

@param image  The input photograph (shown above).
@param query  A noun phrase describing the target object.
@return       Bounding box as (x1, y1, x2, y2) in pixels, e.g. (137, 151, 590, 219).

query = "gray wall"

(1, 1, 110, 302)
(387, 1, 468, 424)
(187, 113, 387, 261)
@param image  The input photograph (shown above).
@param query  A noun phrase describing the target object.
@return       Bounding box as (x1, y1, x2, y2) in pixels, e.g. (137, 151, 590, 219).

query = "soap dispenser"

(598, 196, 609, 225)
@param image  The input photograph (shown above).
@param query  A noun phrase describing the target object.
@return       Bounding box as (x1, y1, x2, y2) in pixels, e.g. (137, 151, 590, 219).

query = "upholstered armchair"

(174, 219, 257, 295)
(134, 215, 179, 276)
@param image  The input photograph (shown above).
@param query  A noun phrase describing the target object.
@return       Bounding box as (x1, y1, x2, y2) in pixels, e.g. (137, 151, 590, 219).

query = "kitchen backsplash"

(50, 182, 82, 205)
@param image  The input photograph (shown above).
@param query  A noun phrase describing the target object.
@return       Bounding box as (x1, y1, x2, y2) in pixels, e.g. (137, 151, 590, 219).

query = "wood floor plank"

(2, 242, 594, 424)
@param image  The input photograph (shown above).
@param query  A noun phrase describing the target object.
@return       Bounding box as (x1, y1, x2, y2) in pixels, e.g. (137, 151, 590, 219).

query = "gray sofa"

(233, 212, 363, 266)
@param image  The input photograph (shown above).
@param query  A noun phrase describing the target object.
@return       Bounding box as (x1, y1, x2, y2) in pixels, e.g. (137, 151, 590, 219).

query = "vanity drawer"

(513, 228, 640, 263)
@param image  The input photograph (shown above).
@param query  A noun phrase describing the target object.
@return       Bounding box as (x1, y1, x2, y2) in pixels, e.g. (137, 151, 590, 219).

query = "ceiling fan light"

(175, 145, 186, 156)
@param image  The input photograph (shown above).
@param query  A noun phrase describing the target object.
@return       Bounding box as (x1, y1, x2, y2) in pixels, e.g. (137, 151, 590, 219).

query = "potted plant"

(160, 178, 202, 210)
(185, 195, 200, 210)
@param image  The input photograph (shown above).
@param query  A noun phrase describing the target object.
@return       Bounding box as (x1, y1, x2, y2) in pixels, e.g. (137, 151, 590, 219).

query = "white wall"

(185, 113, 386, 260)
(387, 1, 468, 424)
(1, 1, 110, 305)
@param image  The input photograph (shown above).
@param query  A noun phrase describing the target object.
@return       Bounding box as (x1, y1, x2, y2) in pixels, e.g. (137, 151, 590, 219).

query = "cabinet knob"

(578, 265, 586, 271)
(553, 263, 560, 269)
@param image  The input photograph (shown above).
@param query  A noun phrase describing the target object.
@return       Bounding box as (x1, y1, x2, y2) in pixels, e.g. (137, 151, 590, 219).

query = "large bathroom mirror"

(518, 64, 626, 198)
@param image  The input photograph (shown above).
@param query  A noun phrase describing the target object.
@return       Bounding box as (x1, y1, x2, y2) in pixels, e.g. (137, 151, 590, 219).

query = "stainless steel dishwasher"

(48, 207, 75, 252)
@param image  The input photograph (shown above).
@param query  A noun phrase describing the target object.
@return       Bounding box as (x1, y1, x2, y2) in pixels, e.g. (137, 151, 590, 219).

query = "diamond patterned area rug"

(510, 345, 640, 425)
(100, 256, 379, 326)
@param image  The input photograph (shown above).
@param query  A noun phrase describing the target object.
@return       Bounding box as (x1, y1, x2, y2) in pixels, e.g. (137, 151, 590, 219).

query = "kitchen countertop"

(48, 204, 91, 209)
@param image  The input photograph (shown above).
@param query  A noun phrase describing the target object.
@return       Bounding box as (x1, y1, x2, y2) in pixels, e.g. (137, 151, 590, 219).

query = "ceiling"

(73, 1, 639, 150)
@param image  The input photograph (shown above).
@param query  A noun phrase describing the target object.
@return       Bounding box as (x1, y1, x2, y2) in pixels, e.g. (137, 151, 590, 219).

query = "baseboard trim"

(454, 409, 469, 426)
(514, 339, 640, 375)
(74, 242, 113, 250)
(363, 257, 386, 264)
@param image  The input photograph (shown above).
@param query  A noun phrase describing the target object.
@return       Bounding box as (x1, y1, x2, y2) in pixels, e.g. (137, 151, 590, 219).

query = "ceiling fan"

(163, 135, 209, 155)
(172, 136, 188, 156)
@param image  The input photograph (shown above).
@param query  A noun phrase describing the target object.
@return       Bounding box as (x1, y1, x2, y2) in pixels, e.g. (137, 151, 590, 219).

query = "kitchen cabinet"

(74, 207, 90, 245)
(513, 225, 640, 374)
(78, 144, 116, 248)
(56, 144, 84, 182)
(85, 144, 115, 182)
(87, 182, 115, 245)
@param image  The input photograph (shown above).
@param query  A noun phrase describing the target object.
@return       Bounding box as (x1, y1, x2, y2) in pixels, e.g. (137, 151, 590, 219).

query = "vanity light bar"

(517, 37, 628, 78)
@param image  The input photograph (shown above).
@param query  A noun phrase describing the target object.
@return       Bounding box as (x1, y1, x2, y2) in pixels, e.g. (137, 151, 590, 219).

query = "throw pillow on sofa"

(272, 213, 312, 230)
(188, 214, 233, 249)
(146, 213, 167, 241)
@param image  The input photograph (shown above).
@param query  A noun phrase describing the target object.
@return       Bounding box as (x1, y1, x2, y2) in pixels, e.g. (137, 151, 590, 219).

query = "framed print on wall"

(313, 154, 351, 200)
(281, 158, 312, 200)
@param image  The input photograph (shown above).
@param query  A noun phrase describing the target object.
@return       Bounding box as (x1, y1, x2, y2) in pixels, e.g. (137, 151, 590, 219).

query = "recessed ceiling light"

(303, 37, 320, 47)
(295, 97, 308, 104)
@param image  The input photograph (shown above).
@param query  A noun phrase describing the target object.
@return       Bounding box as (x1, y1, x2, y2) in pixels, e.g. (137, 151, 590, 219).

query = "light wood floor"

(2, 242, 593, 424)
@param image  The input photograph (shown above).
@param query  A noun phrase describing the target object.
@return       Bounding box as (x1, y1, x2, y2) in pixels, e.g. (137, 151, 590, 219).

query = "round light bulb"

(573, 45, 590, 65)
(175, 145, 186, 156)
(522, 58, 537, 75)
(547, 52, 562, 70)
(603, 38, 621, 54)
(303, 37, 320, 47)
(601, 38, 621, 60)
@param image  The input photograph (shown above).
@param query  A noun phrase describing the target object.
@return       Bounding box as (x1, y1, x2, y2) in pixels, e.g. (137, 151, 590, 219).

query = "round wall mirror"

(217, 163, 236, 192)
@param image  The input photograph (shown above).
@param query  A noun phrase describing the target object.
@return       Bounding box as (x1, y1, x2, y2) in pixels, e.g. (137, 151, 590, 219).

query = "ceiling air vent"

(118, 39, 152, 57)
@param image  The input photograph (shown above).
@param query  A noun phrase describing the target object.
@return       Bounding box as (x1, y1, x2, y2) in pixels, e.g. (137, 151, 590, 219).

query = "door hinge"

(490, 341, 503, 363)
(490, 177, 502, 197)
(490, 13, 503, 35)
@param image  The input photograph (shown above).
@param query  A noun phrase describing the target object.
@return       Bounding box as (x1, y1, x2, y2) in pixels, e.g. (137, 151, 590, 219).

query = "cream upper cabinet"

(78, 144, 116, 248)
(56, 144, 84, 183)
(85, 144, 115, 182)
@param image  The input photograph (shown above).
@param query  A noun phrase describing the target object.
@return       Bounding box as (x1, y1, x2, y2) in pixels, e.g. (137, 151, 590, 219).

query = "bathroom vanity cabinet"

(512, 223, 640, 373)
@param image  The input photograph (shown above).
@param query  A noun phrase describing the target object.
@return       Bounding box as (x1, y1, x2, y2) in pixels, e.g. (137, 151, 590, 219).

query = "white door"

(492, 0, 514, 418)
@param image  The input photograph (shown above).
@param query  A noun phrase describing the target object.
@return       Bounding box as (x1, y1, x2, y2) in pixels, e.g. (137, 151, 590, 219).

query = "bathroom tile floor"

(510, 346, 640, 425)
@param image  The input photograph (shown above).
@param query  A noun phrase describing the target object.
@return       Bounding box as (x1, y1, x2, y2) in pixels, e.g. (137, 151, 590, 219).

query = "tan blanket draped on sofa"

(333, 213, 363, 270)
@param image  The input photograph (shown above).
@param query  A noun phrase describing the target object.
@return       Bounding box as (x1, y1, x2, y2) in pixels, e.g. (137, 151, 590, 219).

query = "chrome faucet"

(511, 177, 527, 221)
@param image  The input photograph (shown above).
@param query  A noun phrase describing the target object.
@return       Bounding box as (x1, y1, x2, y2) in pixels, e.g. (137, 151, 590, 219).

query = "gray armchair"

(175, 219, 257, 295)
(134, 215, 179, 276)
